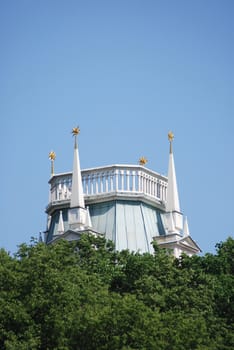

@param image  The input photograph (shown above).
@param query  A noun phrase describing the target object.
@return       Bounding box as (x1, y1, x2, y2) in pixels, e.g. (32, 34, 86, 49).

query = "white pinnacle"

(70, 132, 85, 209)
(168, 211, 175, 232)
(57, 210, 64, 234)
(86, 206, 92, 227)
(183, 216, 190, 236)
(166, 134, 181, 213)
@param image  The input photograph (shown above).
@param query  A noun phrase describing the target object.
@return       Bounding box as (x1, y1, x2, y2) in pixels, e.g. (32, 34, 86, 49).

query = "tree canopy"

(0, 235, 233, 350)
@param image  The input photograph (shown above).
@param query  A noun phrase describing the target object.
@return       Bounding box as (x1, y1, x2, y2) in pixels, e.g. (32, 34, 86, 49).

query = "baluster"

(143, 175, 145, 194)
(58, 182, 62, 200)
(105, 172, 109, 192)
(153, 179, 156, 197)
(115, 169, 119, 191)
(149, 176, 152, 196)
(100, 173, 104, 193)
(150, 177, 153, 195)
(63, 178, 67, 199)
(132, 171, 136, 191)
(144, 174, 147, 194)
(90, 174, 94, 194)
(120, 170, 124, 191)
(68, 178, 72, 198)
(85, 175, 89, 195)
(126, 170, 130, 191)
(157, 182, 160, 198)
(138, 171, 142, 192)
(146, 175, 150, 194)
(95, 173, 99, 194)
(153, 178, 156, 197)
(110, 171, 114, 192)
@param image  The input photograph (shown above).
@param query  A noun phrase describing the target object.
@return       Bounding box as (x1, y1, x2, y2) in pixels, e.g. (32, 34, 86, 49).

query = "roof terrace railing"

(49, 164, 168, 205)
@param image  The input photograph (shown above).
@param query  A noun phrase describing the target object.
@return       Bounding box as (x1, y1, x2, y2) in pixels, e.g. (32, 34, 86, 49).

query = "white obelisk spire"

(166, 131, 180, 213)
(69, 127, 87, 230)
(70, 127, 85, 208)
(57, 210, 65, 234)
(183, 216, 190, 236)
(165, 132, 183, 233)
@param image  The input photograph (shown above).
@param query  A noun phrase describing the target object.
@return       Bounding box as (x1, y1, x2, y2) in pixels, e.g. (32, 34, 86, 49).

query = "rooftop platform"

(46, 164, 168, 214)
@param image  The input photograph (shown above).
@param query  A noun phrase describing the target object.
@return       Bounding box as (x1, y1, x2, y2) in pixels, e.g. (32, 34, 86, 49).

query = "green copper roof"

(89, 200, 165, 253)
(46, 199, 165, 253)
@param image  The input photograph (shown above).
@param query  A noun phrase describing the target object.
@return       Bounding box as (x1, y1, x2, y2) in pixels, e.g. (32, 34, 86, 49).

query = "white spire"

(166, 132, 180, 213)
(69, 127, 87, 231)
(183, 216, 190, 236)
(85, 206, 92, 227)
(168, 211, 175, 233)
(70, 127, 85, 209)
(57, 210, 64, 234)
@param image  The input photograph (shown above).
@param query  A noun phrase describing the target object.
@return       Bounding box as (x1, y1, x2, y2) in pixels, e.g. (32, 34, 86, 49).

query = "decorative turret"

(68, 127, 91, 230)
(165, 132, 183, 233)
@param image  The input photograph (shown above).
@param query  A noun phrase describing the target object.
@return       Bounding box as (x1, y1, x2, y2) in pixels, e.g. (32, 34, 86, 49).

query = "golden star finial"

(49, 151, 56, 161)
(168, 131, 174, 142)
(139, 156, 148, 166)
(72, 126, 80, 136)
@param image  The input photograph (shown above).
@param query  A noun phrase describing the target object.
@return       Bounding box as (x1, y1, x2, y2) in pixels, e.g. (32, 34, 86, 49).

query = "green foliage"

(0, 235, 233, 349)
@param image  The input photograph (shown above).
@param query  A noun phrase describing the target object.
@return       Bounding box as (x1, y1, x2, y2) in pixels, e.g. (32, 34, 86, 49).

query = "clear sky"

(0, 0, 233, 254)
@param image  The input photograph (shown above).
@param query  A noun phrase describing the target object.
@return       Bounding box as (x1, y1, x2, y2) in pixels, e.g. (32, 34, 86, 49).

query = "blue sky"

(0, 0, 233, 254)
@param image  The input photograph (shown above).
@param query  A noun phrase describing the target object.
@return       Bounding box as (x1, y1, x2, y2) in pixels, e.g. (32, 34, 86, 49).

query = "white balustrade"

(49, 165, 167, 205)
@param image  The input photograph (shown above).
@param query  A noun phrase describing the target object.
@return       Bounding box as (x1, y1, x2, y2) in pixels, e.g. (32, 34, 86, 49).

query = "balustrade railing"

(49, 165, 167, 204)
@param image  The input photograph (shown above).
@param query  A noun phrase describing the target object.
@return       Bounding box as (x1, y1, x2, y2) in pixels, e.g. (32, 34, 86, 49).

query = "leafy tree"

(0, 235, 233, 349)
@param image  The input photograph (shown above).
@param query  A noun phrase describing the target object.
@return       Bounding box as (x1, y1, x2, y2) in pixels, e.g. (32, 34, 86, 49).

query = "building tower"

(44, 128, 201, 257)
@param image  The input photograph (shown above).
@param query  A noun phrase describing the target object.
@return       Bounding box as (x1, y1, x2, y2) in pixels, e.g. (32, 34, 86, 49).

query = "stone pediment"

(50, 228, 101, 244)
(153, 234, 201, 257)
(178, 235, 201, 253)
(50, 229, 82, 243)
